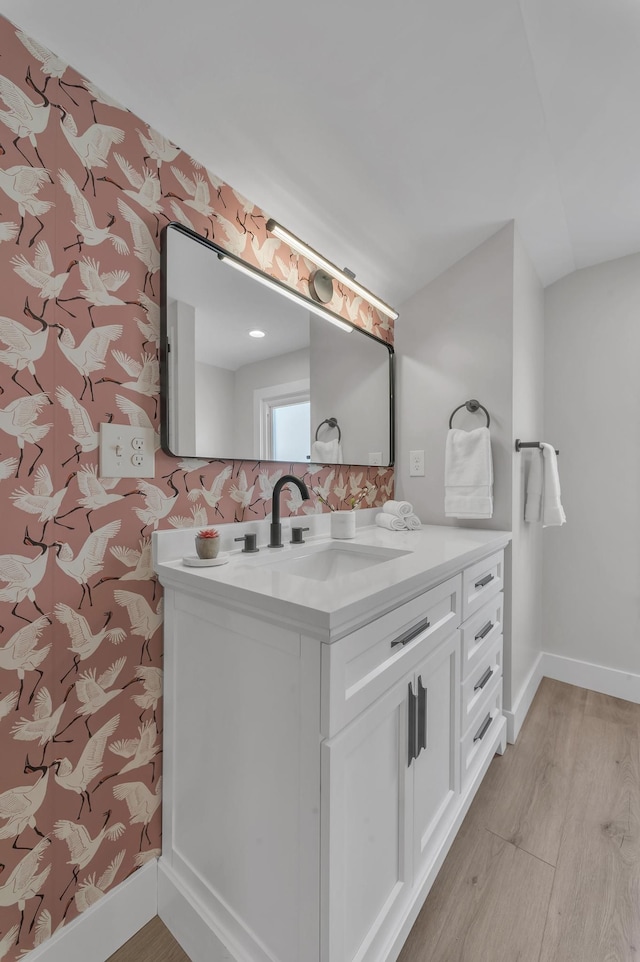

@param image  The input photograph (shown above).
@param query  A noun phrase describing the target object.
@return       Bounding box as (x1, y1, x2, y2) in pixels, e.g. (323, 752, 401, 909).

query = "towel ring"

(315, 417, 342, 442)
(449, 399, 490, 429)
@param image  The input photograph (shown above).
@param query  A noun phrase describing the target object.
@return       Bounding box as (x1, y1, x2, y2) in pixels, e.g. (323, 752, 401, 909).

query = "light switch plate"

(368, 452, 383, 465)
(99, 423, 155, 478)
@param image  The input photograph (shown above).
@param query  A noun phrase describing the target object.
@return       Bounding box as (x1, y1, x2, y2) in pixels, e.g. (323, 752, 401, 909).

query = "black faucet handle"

(234, 533, 259, 553)
(290, 526, 310, 544)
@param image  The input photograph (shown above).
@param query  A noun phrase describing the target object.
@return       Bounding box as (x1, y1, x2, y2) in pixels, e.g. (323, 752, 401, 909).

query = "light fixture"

(266, 218, 398, 321)
(249, 329, 266, 338)
(218, 253, 353, 333)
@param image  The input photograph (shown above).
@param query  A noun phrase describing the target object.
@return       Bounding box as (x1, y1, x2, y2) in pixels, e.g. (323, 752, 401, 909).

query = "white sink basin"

(243, 542, 411, 582)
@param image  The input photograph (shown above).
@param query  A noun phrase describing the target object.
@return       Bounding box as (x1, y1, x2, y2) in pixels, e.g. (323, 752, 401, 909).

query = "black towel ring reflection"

(315, 417, 342, 442)
(449, 399, 490, 429)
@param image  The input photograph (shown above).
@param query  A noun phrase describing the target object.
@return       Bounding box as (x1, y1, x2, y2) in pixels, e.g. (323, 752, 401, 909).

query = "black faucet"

(269, 475, 311, 548)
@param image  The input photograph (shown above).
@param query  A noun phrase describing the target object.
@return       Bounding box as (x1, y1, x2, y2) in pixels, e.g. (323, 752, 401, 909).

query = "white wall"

(395, 223, 514, 531)
(195, 361, 235, 454)
(234, 348, 309, 455)
(543, 252, 640, 677)
(310, 318, 391, 465)
(508, 230, 544, 706)
(396, 223, 545, 720)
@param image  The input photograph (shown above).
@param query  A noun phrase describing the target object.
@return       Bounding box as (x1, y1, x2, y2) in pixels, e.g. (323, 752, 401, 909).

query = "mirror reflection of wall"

(161, 225, 394, 465)
(310, 318, 390, 465)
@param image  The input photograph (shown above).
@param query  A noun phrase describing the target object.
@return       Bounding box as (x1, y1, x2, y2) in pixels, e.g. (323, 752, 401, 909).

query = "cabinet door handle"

(408, 682, 417, 767)
(473, 667, 493, 692)
(391, 616, 431, 649)
(474, 573, 494, 589)
(474, 621, 493, 641)
(417, 675, 427, 756)
(473, 713, 493, 743)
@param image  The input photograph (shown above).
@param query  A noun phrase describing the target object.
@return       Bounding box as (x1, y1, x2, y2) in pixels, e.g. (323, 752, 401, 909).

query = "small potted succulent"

(195, 527, 220, 560)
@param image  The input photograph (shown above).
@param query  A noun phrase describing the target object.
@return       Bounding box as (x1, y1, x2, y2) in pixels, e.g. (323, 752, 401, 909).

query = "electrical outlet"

(99, 423, 155, 478)
(409, 449, 425, 477)
(368, 452, 383, 465)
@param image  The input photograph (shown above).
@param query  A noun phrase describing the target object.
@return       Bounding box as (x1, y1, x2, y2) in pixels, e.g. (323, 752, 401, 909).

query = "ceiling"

(1, 0, 639, 307)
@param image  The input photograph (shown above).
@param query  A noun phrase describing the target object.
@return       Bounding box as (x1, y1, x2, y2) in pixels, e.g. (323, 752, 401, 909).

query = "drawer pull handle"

(417, 675, 428, 756)
(391, 616, 431, 649)
(473, 713, 493, 743)
(475, 573, 494, 589)
(474, 667, 493, 692)
(408, 682, 417, 766)
(474, 621, 493, 641)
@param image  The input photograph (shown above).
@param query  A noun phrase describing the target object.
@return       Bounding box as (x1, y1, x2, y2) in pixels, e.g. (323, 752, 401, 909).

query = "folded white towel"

(524, 445, 566, 527)
(404, 513, 421, 530)
(382, 500, 413, 518)
(444, 427, 493, 519)
(376, 512, 406, 531)
(310, 439, 343, 464)
(541, 444, 566, 526)
(524, 450, 543, 522)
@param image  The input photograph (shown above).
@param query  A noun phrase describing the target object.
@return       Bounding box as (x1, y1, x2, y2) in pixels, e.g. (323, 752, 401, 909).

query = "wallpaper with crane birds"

(0, 16, 394, 960)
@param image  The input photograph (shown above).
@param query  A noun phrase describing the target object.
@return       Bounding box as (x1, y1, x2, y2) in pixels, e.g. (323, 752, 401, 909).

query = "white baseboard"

(158, 859, 245, 962)
(504, 652, 545, 743)
(504, 650, 640, 745)
(25, 860, 157, 962)
(541, 652, 640, 705)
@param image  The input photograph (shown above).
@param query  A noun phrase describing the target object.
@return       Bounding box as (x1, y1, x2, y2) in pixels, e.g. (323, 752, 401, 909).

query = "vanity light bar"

(218, 253, 353, 333)
(266, 218, 399, 321)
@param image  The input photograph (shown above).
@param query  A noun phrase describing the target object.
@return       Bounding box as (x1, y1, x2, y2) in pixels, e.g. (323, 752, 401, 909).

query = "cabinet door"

(411, 632, 460, 884)
(321, 676, 413, 962)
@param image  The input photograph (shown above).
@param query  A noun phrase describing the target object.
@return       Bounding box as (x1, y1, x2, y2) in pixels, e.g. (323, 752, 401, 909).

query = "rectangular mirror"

(160, 224, 394, 466)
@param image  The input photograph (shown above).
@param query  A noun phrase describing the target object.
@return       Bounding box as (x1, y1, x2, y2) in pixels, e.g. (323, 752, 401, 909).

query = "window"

(254, 379, 310, 461)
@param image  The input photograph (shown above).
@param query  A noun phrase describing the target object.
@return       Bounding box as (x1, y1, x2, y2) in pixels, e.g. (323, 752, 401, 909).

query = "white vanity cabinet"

(155, 527, 509, 962)
(322, 581, 461, 962)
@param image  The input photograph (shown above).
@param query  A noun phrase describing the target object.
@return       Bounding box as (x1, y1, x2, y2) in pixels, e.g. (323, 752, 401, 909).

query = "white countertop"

(154, 522, 511, 640)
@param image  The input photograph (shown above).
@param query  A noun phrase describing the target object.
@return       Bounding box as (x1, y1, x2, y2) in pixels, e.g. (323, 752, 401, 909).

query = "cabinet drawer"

(461, 550, 504, 620)
(461, 634, 502, 737)
(460, 592, 503, 681)
(321, 575, 461, 738)
(460, 672, 502, 793)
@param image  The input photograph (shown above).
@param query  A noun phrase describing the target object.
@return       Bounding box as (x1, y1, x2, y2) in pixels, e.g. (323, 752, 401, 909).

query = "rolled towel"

(376, 512, 406, 531)
(404, 513, 421, 530)
(382, 500, 412, 518)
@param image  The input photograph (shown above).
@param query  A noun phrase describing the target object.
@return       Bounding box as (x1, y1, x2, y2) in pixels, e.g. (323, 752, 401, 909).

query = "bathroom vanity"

(154, 523, 510, 962)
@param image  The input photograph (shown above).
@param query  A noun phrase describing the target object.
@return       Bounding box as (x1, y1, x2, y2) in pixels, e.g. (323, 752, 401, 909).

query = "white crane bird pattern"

(0, 18, 394, 961)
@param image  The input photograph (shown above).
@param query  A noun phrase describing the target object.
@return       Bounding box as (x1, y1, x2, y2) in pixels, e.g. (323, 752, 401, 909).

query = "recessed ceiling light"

(249, 329, 266, 338)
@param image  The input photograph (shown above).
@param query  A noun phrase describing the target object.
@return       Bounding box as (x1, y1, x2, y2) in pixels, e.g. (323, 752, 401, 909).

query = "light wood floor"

(108, 678, 640, 962)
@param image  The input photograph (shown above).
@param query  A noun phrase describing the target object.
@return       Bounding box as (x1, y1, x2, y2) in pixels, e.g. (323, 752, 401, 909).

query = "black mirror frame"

(160, 222, 395, 467)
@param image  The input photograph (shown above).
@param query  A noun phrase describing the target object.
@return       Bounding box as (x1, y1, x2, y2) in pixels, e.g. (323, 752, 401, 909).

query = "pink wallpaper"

(0, 18, 394, 959)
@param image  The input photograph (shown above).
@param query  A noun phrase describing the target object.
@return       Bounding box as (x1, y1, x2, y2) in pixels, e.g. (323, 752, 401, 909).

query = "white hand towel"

(376, 512, 406, 531)
(404, 513, 421, 530)
(444, 427, 493, 519)
(541, 443, 566, 526)
(524, 450, 543, 522)
(310, 439, 343, 464)
(524, 445, 566, 526)
(382, 500, 413, 518)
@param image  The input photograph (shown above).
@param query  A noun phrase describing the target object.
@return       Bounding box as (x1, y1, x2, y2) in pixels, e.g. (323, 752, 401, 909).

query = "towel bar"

(449, 399, 490, 429)
(515, 439, 560, 455)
